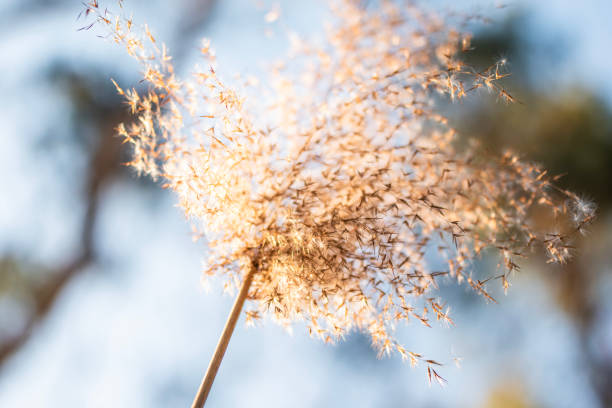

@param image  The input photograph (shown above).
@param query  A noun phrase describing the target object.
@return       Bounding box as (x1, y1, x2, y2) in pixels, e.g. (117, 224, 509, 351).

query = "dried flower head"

(82, 0, 592, 374)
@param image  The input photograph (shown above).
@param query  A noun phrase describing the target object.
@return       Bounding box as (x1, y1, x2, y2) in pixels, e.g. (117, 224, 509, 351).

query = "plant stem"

(191, 265, 256, 408)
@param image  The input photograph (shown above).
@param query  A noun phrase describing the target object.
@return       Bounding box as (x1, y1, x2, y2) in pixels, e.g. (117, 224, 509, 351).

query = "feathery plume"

(81, 0, 593, 404)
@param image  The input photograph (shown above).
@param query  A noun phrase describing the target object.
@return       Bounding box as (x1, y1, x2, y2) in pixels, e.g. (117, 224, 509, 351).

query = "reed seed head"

(82, 0, 593, 375)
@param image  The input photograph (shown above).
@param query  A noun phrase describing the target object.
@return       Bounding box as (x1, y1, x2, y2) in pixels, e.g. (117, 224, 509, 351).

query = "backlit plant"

(80, 1, 595, 405)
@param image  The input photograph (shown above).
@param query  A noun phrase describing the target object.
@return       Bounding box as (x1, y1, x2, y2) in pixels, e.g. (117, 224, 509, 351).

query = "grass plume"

(81, 0, 594, 388)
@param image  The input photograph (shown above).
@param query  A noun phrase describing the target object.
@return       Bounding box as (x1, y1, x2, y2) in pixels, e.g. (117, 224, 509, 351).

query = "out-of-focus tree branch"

(0, 71, 125, 365)
(0, 0, 217, 369)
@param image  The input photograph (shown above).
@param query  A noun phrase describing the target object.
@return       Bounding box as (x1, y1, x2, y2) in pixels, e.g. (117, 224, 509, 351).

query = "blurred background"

(1, 0, 611, 407)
